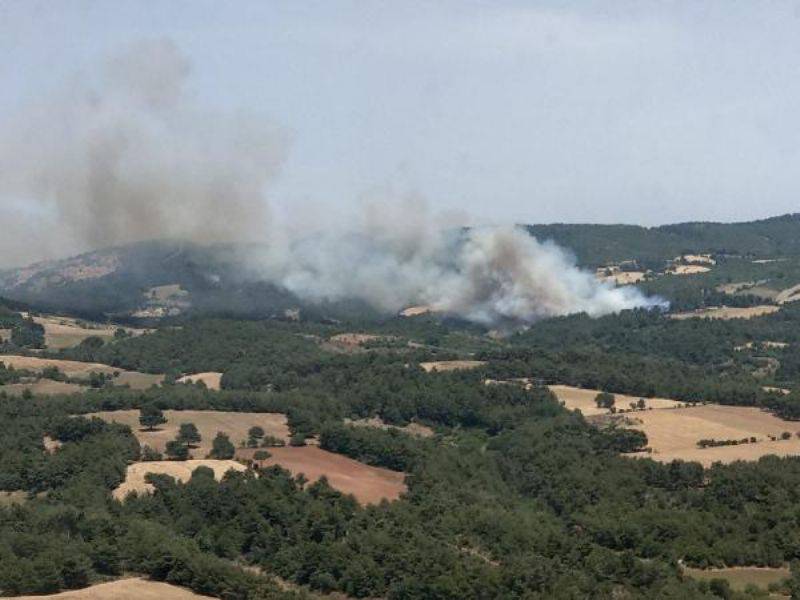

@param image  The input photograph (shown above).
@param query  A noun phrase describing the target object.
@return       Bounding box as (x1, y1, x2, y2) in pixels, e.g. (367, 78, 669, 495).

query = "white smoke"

(0, 39, 661, 327)
(260, 217, 661, 326)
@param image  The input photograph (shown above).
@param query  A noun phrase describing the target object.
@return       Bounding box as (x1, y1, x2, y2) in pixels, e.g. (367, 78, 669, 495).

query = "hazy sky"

(2, 0, 800, 227)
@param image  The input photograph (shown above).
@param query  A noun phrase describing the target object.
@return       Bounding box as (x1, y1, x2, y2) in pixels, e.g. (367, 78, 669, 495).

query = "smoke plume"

(0, 40, 661, 326)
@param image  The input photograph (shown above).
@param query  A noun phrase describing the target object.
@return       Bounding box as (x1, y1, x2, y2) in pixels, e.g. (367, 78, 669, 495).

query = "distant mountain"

(3, 214, 800, 319)
(0, 240, 302, 320)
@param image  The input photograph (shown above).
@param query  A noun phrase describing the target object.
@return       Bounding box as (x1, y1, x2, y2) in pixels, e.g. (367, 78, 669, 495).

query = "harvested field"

(30, 314, 146, 350)
(240, 446, 407, 505)
(670, 264, 711, 275)
(776, 283, 800, 304)
(177, 371, 223, 390)
(0, 355, 162, 389)
(735, 340, 789, 350)
(113, 459, 246, 499)
(420, 360, 486, 373)
(670, 305, 780, 320)
(549, 385, 682, 416)
(763, 386, 792, 395)
(90, 410, 290, 458)
(623, 404, 800, 466)
(683, 565, 789, 592)
(0, 328, 10, 343)
(345, 416, 435, 438)
(0, 379, 84, 396)
(14, 578, 217, 599)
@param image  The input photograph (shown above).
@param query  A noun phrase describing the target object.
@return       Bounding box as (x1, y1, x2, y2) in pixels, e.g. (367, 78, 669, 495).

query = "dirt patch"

(0, 328, 10, 343)
(0, 380, 84, 397)
(43, 436, 63, 453)
(240, 446, 407, 505)
(114, 459, 246, 500)
(549, 385, 683, 416)
(681, 254, 716, 265)
(14, 578, 217, 599)
(670, 305, 780, 320)
(345, 416, 434, 438)
(763, 386, 792, 395)
(90, 410, 290, 458)
(683, 565, 789, 592)
(420, 360, 486, 373)
(622, 404, 800, 466)
(177, 372, 223, 390)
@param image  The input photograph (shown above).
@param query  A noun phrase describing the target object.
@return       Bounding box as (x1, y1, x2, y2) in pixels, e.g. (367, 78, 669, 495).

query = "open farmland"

(0, 355, 162, 389)
(669, 264, 711, 275)
(90, 409, 290, 458)
(176, 371, 223, 390)
(622, 404, 800, 466)
(420, 360, 486, 373)
(30, 314, 146, 349)
(14, 578, 217, 599)
(670, 305, 781, 320)
(239, 445, 407, 505)
(0, 328, 10, 343)
(548, 385, 683, 416)
(113, 459, 246, 499)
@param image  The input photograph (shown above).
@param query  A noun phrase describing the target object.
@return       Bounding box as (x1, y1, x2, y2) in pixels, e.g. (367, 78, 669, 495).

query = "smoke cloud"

(0, 40, 661, 326)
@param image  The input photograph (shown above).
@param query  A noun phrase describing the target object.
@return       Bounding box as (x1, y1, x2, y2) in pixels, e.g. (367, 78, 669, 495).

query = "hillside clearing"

(13, 578, 217, 599)
(420, 360, 486, 373)
(622, 405, 800, 466)
(177, 372, 223, 390)
(30, 314, 147, 350)
(0, 380, 84, 396)
(669, 305, 780, 320)
(90, 410, 290, 458)
(345, 416, 435, 438)
(670, 264, 711, 275)
(239, 445, 407, 505)
(683, 565, 789, 592)
(548, 385, 683, 416)
(113, 460, 246, 499)
(0, 355, 162, 389)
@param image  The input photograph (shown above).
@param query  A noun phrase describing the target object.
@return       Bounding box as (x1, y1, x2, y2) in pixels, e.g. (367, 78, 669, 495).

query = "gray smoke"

(0, 40, 661, 326)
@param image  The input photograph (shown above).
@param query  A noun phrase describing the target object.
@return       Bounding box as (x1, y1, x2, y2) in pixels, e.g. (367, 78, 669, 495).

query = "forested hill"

(527, 213, 800, 268)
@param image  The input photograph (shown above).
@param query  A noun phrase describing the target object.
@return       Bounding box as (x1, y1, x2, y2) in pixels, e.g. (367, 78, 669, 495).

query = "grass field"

(683, 565, 789, 592)
(549, 385, 682, 416)
(90, 409, 290, 458)
(30, 314, 147, 350)
(239, 446, 407, 505)
(113, 459, 246, 500)
(623, 405, 800, 466)
(14, 578, 217, 599)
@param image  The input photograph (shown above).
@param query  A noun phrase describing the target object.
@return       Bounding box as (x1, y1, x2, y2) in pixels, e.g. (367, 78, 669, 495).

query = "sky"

(2, 0, 800, 234)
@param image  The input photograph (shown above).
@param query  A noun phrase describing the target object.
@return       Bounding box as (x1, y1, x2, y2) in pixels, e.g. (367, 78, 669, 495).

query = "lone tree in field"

(139, 405, 166, 431)
(247, 425, 265, 447)
(595, 392, 616, 410)
(209, 431, 235, 459)
(165, 439, 189, 460)
(177, 423, 201, 448)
